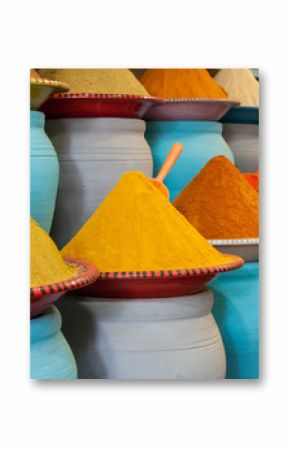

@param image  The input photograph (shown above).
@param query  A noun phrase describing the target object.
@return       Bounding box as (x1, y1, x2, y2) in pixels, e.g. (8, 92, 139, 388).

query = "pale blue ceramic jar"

(145, 121, 234, 200)
(210, 262, 259, 379)
(30, 111, 59, 232)
(30, 306, 77, 380)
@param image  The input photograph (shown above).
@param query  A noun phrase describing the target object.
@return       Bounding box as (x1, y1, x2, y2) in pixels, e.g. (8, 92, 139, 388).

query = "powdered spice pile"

(37, 69, 149, 95)
(31, 218, 76, 288)
(61, 172, 235, 272)
(139, 69, 228, 99)
(214, 69, 259, 106)
(173, 156, 259, 239)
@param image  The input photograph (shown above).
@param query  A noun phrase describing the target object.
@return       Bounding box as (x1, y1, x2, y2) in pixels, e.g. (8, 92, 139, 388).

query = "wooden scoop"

(150, 143, 183, 198)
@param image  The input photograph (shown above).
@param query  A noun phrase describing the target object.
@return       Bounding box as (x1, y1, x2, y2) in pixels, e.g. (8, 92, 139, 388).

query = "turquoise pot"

(145, 121, 234, 200)
(210, 262, 259, 379)
(30, 111, 59, 232)
(30, 306, 77, 380)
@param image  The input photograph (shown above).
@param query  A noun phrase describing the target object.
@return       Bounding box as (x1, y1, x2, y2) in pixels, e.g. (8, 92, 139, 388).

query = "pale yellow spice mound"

(37, 69, 150, 95)
(61, 172, 235, 272)
(214, 69, 259, 106)
(30, 218, 76, 288)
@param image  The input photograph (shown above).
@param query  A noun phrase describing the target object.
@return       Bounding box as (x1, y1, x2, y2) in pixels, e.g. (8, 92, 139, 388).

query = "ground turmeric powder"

(139, 69, 228, 99)
(30, 218, 76, 287)
(173, 156, 259, 239)
(61, 172, 236, 272)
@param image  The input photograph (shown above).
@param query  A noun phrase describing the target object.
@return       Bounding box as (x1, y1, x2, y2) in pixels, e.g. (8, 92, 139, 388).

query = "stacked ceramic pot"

(208, 70, 260, 379)
(59, 290, 226, 380)
(40, 69, 155, 248)
(141, 69, 237, 199)
(30, 72, 92, 380)
(141, 69, 260, 379)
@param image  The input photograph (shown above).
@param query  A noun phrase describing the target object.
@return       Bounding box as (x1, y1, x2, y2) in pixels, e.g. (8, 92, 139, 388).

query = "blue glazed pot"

(30, 306, 77, 380)
(30, 111, 59, 232)
(145, 121, 234, 200)
(210, 262, 259, 379)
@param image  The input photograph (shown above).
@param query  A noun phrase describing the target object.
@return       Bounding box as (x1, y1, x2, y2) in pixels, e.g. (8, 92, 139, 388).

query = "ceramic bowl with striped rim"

(209, 238, 259, 262)
(40, 93, 163, 118)
(30, 77, 70, 110)
(30, 258, 98, 317)
(77, 254, 244, 299)
(143, 98, 239, 121)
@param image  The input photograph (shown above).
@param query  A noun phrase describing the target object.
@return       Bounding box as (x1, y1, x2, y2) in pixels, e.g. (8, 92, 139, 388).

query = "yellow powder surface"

(139, 69, 228, 99)
(61, 172, 235, 272)
(37, 69, 149, 95)
(173, 156, 259, 239)
(30, 218, 77, 288)
(214, 69, 259, 106)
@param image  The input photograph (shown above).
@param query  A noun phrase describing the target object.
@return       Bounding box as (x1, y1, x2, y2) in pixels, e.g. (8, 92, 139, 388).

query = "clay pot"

(30, 111, 59, 232)
(59, 290, 226, 380)
(30, 306, 77, 380)
(210, 262, 259, 379)
(145, 120, 234, 200)
(45, 118, 153, 247)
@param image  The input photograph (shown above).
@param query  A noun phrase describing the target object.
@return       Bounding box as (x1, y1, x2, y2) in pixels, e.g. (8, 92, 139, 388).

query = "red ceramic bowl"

(30, 258, 98, 317)
(40, 93, 163, 118)
(78, 254, 244, 299)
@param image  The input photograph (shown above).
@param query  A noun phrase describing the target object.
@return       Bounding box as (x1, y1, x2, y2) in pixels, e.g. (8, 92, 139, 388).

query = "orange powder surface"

(140, 69, 228, 99)
(173, 156, 259, 239)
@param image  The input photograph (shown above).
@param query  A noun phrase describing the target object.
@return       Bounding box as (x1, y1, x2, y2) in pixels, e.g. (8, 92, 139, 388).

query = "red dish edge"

(77, 255, 244, 299)
(30, 258, 98, 302)
(40, 94, 163, 118)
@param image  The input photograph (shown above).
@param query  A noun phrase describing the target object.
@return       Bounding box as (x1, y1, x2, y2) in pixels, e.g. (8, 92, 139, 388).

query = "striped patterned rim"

(163, 98, 240, 105)
(50, 93, 162, 101)
(30, 78, 70, 92)
(98, 254, 244, 280)
(209, 238, 259, 246)
(30, 258, 98, 301)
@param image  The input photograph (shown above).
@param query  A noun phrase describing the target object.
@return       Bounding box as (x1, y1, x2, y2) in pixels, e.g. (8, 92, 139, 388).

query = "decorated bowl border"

(163, 98, 240, 105)
(209, 238, 259, 246)
(50, 92, 163, 102)
(30, 258, 98, 301)
(98, 255, 244, 280)
(30, 77, 70, 92)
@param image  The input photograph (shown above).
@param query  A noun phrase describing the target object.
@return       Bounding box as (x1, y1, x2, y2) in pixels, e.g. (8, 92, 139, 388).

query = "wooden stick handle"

(155, 143, 183, 183)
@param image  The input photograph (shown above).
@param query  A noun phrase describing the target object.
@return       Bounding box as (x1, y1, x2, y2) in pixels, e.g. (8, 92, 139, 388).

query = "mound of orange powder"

(173, 156, 259, 239)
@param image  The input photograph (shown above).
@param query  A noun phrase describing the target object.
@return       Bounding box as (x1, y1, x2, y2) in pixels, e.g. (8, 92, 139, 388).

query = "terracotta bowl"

(77, 255, 244, 299)
(30, 258, 98, 317)
(40, 93, 163, 118)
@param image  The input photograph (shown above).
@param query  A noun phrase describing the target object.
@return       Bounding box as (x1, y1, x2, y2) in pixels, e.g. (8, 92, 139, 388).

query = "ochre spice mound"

(37, 69, 149, 95)
(61, 172, 235, 272)
(30, 218, 76, 288)
(139, 69, 228, 99)
(173, 156, 259, 239)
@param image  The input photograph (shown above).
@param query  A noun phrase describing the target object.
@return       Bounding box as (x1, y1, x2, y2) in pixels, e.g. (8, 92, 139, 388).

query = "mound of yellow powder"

(214, 69, 259, 106)
(61, 172, 235, 272)
(37, 69, 150, 95)
(173, 156, 259, 239)
(139, 69, 228, 99)
(30, 218, 77, 288)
